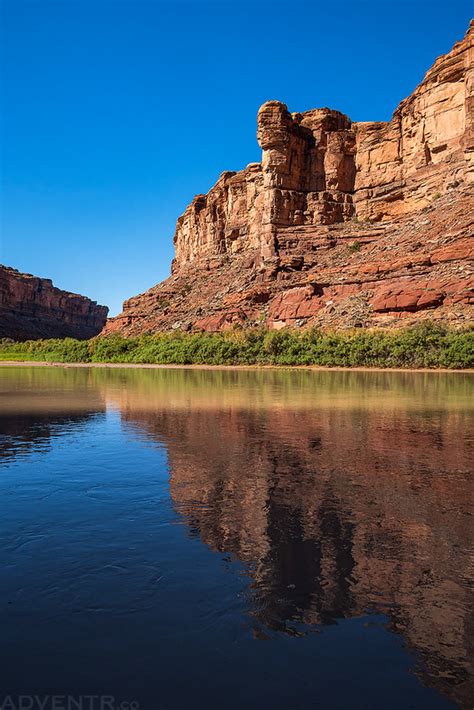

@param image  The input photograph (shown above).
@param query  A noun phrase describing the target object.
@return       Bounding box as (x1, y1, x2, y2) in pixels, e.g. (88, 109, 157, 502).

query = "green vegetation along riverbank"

(0, 323, 473, 369)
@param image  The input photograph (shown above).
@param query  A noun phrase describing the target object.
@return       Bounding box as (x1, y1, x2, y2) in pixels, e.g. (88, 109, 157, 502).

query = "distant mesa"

(0, 265, 108, 340)
(103, 21, 473, 336)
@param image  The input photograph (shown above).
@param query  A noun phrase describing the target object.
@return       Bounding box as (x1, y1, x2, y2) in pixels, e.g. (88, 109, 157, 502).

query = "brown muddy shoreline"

(0, 360, 472, 374)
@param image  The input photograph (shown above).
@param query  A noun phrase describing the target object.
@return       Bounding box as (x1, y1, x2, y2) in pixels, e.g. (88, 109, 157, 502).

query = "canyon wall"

(0, 266, 108, 340)
(105, 22, 473, 335)
(173, 22, 473, 269)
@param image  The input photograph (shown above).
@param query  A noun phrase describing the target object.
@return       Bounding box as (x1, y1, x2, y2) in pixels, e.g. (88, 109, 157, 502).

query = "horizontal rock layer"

(0, 266, 108, 340)
(105, 22, 474, 335)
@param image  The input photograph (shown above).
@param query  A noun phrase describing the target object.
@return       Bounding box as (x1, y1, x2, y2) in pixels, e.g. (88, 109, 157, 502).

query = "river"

(0, 366, 472, 709)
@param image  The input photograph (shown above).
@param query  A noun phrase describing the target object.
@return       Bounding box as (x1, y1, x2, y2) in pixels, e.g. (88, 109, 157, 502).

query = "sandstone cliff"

(104, 23, 473, 335)
(0, 265, 108, 340)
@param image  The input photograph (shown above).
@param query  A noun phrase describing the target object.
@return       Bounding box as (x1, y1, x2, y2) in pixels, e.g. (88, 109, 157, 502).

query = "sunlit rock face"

(104, 22, 473, 335)
(354, 21, 473, 221)
(173, 21, 472, 267)
(0, 266, 108, 340)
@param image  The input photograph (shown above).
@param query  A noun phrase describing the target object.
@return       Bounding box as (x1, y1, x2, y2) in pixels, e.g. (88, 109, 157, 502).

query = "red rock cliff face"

(104, 23, 473, 335)
(0, 266, 108, 340)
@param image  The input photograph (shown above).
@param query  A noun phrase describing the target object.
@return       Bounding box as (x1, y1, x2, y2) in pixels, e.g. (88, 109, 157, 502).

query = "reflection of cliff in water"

(0, 367, 106, 462)
(0, 412, 105, 462)
(1, 366, 471, 705)
(120, 395, 473, 707)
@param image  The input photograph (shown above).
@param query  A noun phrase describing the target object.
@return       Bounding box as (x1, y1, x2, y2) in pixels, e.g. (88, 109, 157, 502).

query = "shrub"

(0, 323, 472, 369)
(349, 240, 362, 253)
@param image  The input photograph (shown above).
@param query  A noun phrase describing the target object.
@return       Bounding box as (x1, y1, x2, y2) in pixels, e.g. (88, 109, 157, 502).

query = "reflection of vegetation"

(0, 322, 472, 368)
(98, 369, 474, 417)
(1, 362, 472, 415)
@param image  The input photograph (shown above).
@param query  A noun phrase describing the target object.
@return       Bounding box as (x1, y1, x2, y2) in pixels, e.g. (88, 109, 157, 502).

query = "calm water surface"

(0, 366, 473, 709)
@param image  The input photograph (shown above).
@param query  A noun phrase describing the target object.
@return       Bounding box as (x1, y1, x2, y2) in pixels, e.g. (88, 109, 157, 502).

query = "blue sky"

(2, 1, 472, 315)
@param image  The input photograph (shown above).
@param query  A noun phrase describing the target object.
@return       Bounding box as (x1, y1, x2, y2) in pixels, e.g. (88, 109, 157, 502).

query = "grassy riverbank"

(0, 323, 473, 369)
